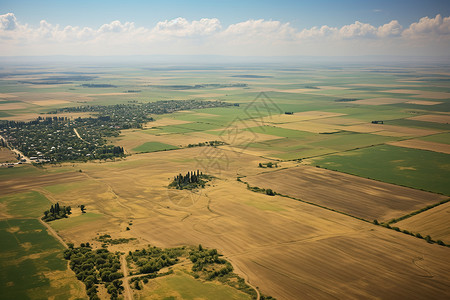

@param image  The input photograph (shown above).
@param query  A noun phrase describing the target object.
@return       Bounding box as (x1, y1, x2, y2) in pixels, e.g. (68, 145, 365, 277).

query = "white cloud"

(377, 20, 402, 37)
(0, 12, 448, 56)
(403, 14, 450, 37)
(222, 19, 296, 40)
(153, 17, 221, 37)
(0, 12, 18, 31)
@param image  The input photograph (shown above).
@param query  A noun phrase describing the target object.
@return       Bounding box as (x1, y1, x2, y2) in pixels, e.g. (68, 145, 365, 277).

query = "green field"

(0, 191, 51, 218)
(0, 219, 84, 299)
(244, 125, 313, 138)
(312, 144, 450, 195)
(0, 165, 42, 181)
(142, 271, 251, 300)
(419, 132, 450, 144)
(50, 212, 104, 231)
(43, 180, 92, 194)
(132, 142, 180, 153)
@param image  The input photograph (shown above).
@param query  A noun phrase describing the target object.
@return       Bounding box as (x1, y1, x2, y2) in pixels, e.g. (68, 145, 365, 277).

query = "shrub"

(265, 189, 275, 196)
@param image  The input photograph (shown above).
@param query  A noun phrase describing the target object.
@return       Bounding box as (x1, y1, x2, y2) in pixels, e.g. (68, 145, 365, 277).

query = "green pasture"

(311, 144, 450, 195)
(0, 191, 51, 218)
(419, 132, 450, 144)
(132, 141, 179, 153)
(0, 219, 79, 300)
(50, 212, 104, 231)
(144, 271, 251, 300)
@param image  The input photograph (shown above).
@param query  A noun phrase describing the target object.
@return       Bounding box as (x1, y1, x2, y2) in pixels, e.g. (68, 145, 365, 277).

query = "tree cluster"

(169, 170, 211, 190)
(187, 140, 227, 148)
(96, 234, 136, 248)
(258, 162, 278, 168)
(42, 202, 71, 222)
(128, 246, 184, 275)
(189, 245, 232, 280)
(64, 244, 123, 300)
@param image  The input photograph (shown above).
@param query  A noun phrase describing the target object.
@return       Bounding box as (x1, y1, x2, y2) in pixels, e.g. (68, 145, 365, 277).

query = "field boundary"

(385, 198, 450, 225)
(237, 177, 370, 223)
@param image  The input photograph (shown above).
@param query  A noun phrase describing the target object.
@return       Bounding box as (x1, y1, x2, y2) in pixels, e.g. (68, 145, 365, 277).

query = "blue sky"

(2, 0, 449, 29)
(0, 0, 449, 57)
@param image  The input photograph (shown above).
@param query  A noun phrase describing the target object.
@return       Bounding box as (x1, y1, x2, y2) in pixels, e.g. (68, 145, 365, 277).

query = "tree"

(265, 189, 274, 196)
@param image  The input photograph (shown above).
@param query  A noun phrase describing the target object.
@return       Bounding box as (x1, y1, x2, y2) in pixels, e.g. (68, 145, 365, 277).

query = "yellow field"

(396, 202, 450, 244)
(274, 121, 341, 133)
(388, 139, 450, 154)
(262, 112, 346, 124)
(3, 144, 443, 299)
(2, 66, 450, 300)
(408, 114, 450, 124)
(405, 100, 442, 105)
(30, 99, 72, 106)
(244, 165, 447, 221)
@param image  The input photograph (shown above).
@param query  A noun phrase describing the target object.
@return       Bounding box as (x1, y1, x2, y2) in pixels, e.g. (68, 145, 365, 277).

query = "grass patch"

(132, 142, 179, 153)
(43, 180, 92, 194)
(0, 219, 83, 299)
(50, 212, 104, 231)
(244, 125, 313, 138)
(312, 144, 450, 195)
(419, 132, 450, 145)
(0, 165, 42, 180)
(386, 119, 450, 131)
(0, 191, 51, 218)
(146, 271, 251, 300)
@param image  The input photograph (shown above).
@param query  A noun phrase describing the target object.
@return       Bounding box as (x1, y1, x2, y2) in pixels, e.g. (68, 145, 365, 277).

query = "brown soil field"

(405, 100, 442, 105)
(396, 201, 450, 244)
(244, 165, 447, 221)
(22, 147, 449, 299)
(408, 114, 450, 124)
(0, 147, 17, 163)
(0, 171, 86, 195)
(388, 139, 450, 154)
(352, 97, 409, 105)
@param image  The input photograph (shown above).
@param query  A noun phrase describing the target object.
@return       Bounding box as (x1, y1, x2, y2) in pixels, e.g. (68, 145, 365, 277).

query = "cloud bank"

(0, 13, 449, 56)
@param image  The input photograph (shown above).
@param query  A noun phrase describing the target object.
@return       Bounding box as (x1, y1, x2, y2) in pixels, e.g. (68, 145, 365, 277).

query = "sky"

(1, 0, 449, 58)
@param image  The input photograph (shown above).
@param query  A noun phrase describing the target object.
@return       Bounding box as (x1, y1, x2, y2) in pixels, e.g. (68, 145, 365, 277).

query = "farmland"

(0, 63, 449, 299)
